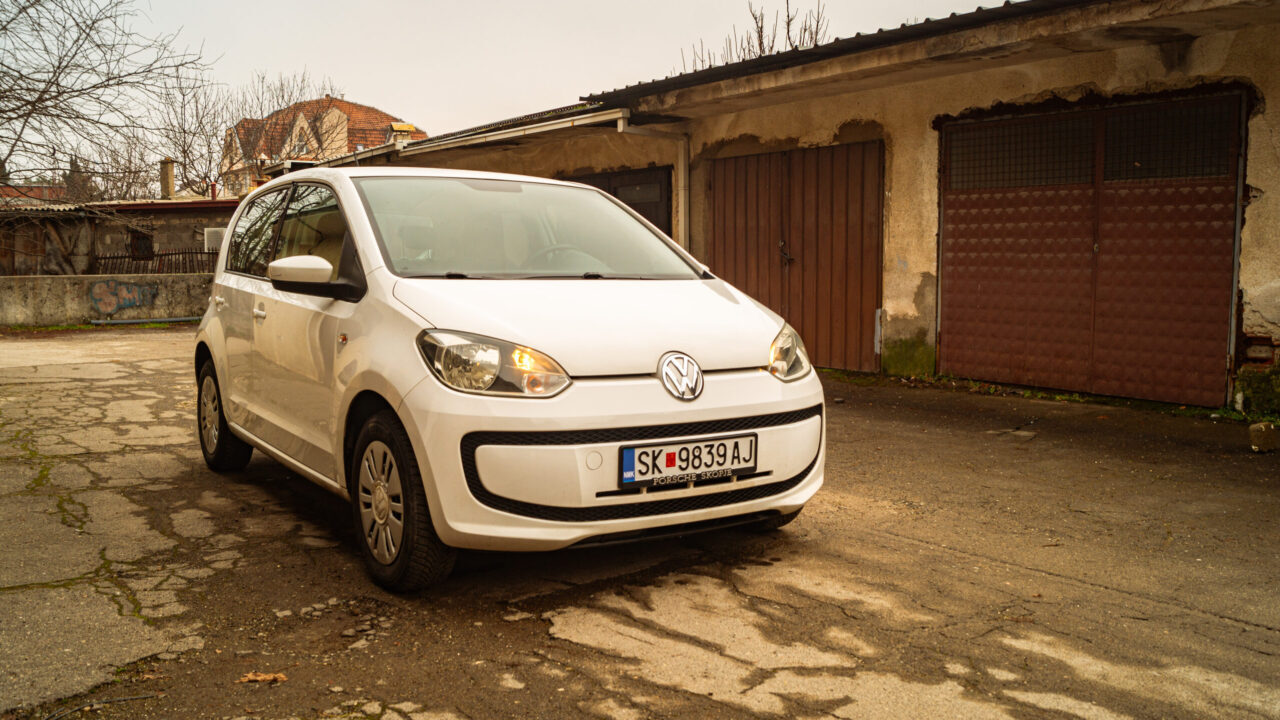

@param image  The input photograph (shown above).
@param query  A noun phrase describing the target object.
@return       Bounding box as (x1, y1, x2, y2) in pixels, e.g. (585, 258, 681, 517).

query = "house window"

(292, 139, 308, 156)
(128, 231, 154, 260)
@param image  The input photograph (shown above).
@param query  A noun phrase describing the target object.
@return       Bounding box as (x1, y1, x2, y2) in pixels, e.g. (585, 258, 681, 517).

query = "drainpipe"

(616, 116, 690, 250)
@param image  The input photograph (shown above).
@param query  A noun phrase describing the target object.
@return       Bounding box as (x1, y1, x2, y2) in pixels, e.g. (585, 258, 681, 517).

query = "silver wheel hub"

(199, 375, 219, 450)
(372, 485, 390, 523)
(357, 440, 405, 566)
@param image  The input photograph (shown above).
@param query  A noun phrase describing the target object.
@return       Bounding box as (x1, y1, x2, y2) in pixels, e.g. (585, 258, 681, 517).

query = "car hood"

(392, 278, 782, 376)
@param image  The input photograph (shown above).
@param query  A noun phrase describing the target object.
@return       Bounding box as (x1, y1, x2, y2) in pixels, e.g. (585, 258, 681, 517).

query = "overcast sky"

(139, 0, 986, 136)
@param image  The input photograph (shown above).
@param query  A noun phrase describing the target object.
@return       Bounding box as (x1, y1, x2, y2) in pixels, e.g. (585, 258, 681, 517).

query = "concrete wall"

(0, 273, 212, 326)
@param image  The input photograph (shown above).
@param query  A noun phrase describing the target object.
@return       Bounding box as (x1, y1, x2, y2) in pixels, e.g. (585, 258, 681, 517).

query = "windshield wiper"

(511, 272, 650, 279)
(405, 271, 479, 279)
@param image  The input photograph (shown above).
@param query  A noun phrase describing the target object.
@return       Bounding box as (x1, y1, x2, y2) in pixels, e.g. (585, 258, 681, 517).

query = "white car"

(194, 167, 825, 591)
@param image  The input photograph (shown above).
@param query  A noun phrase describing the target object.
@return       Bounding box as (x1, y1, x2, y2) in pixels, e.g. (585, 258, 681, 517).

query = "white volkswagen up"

(195, 167, 825, 591)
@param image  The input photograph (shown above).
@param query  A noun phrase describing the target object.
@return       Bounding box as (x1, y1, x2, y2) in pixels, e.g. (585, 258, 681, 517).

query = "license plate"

(619, 433, 757, 488)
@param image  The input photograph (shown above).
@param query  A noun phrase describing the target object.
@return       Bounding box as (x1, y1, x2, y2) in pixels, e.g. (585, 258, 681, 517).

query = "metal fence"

(93, 250, 218, 274)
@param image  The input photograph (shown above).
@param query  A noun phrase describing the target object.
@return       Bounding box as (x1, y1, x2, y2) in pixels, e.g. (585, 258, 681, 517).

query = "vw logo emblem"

(659, 352, 703, 401)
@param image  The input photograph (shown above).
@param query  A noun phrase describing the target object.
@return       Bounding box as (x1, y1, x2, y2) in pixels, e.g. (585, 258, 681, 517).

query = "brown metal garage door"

(939, 94, 1243, 406)
(708, 141, 884, 372)
(570, 167, 672, 235)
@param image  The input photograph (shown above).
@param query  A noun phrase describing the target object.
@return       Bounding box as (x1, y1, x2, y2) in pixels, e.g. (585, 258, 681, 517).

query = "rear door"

(214, 188, 287, 431)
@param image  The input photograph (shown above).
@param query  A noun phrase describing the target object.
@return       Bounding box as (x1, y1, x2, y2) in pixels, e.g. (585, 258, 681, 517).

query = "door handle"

(252, 308, 267, 319)
(212, 295, 226, 310)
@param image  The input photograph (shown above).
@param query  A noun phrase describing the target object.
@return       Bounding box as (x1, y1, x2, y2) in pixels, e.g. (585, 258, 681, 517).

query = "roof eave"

(582, 0, 1108, 105)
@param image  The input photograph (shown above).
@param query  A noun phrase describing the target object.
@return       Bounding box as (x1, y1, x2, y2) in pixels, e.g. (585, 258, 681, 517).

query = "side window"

(227, 190, 287, 276)
(273, 184, 349, 281)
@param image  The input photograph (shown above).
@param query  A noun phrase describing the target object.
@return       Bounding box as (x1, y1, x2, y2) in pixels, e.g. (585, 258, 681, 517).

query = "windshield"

(353, 176, 700, 279)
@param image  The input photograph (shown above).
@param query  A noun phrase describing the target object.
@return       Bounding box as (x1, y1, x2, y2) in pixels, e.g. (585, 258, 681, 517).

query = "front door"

(254, 183, 359, 479)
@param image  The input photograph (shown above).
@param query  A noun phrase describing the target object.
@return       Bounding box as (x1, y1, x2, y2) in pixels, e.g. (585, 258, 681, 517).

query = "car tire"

(752, 509, 801, 532)
(350, 410, 456, 592)
(197, 360, 253, 472)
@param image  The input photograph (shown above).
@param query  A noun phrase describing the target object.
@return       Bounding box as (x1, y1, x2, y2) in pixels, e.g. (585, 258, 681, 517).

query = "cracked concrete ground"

(1, 326, 1278, 719)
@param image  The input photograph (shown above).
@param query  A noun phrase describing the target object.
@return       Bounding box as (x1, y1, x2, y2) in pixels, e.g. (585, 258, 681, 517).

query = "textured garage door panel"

(710, 142, 883, 372)
(1094, 179, 1238, 406)
(940, 94, 1241, 406)
(940, 185, 1095, 389)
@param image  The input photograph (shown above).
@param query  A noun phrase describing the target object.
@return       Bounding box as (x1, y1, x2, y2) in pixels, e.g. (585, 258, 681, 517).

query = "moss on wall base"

(881, 330, 936, 378)
(1237, 365, 1280, 417)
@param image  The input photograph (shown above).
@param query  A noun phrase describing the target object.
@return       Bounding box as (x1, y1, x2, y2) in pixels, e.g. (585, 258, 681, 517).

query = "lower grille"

(459, 404, 822, 522)
(570, 510, 785, 548)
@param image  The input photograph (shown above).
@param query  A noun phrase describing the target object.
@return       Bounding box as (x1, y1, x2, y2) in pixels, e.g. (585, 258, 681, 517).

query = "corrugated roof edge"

(582, 0, 1102, 104)
(321, 102, 608, 168)
(0, 198, 240, 214)
(407, 101, 604, 147)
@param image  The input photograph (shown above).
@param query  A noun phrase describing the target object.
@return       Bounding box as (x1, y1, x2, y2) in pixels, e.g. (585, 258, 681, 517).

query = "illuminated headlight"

(768, 323, 811, 382)
(417, 330, 571, 397)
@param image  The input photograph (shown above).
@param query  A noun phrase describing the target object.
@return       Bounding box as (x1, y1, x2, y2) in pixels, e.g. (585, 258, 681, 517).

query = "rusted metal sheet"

(1093, 179, 1238, 406)
(939, 94, 1241, 406)
(709, 142, 883, 372)
(939, 185, 1096, 390)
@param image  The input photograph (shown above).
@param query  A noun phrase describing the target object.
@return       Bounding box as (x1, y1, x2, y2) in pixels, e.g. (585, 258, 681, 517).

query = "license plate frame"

(618, 433, 758, 489)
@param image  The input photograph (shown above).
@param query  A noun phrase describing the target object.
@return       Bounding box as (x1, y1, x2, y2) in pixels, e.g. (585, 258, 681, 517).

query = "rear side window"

(226, 190, 287, 276)
(273, 184, 349, 281)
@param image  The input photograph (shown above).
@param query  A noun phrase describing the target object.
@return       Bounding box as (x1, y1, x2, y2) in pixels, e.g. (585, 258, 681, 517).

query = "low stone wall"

(0, 273, 212, 326)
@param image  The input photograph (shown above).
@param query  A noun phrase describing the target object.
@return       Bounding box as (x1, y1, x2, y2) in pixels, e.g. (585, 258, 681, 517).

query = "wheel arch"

(195, 341, 213, 379)
(342, 391, 397, 493)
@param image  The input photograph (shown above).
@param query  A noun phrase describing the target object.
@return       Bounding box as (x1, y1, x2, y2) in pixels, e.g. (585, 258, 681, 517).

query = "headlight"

(768, 323, 811, 381)
(417, 330, 571, 397)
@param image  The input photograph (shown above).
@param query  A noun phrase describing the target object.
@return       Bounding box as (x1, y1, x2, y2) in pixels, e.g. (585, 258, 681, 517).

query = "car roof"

(261, 166, 579, 190)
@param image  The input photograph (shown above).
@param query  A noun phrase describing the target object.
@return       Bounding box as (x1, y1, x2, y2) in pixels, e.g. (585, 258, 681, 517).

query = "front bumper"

(398, 367, 825, 551)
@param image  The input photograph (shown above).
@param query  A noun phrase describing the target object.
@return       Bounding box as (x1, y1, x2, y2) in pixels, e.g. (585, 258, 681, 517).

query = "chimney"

(159, 158, 175, 199)
(389, 122, 417, 144)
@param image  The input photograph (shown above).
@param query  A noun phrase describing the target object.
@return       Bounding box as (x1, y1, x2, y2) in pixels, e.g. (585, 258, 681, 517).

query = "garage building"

(319, 0, 1280, 407)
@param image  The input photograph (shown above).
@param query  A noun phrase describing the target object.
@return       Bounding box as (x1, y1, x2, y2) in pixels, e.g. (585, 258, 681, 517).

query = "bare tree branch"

(0, 0, 206, 188)
(678, 1, 829, 72)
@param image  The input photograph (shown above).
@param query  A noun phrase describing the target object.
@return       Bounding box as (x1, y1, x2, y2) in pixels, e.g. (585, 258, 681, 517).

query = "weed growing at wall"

(1237, 365, 1280, 418)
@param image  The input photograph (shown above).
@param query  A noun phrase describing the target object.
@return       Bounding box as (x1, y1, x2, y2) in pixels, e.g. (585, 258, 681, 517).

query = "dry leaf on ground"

(236, 672, 287, 684)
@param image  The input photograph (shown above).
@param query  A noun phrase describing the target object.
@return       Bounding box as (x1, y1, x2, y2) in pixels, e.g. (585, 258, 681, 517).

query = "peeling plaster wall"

(404, 132, 677, 179)
(673, 20, 1279, 360)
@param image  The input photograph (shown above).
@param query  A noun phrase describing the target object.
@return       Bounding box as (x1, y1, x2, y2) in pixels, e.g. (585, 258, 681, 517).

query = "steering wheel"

(523, 243, 593, 268)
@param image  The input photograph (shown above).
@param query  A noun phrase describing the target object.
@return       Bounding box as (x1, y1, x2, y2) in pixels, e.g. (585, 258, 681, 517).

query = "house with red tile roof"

(0, 184, 66, 205)
(220, 96, 426, 196)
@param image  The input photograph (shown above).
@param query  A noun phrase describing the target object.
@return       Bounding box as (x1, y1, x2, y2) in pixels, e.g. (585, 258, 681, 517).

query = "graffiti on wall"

(90, 280, 159, 315)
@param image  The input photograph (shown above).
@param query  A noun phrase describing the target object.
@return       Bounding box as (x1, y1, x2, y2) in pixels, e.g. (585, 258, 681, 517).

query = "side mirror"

(267, 256, 359, 300)
(268, 255, 333, 284)
(267, 237, 367, 303)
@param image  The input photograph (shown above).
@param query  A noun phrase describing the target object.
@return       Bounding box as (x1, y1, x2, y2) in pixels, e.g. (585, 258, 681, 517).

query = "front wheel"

(197, 360, 253, 472)
(350, 410, 456, 592)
